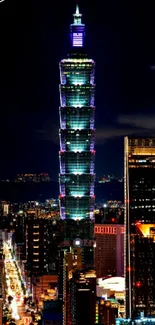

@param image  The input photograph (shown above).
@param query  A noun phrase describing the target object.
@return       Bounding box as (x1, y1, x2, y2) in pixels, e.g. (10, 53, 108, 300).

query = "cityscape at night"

(0, 1, 155, 325)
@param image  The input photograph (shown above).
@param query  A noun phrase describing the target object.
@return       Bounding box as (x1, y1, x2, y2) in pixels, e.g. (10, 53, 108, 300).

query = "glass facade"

(124, 137, 155, 318)
(59, 7, 96, 221)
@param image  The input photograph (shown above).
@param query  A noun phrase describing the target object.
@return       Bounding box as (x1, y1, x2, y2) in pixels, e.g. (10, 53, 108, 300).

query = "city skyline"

(1, 2, 155, 324)
(1, 1, 155, 179)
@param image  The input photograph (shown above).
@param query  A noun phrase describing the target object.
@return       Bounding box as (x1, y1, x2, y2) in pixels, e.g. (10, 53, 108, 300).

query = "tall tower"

(124, 137, 155, 318)
(59, 5, 96, 267)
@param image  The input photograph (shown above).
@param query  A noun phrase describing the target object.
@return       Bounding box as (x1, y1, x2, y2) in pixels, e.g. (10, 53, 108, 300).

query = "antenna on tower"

(73, 1, 82, 24)
(76, 3, 79, 15)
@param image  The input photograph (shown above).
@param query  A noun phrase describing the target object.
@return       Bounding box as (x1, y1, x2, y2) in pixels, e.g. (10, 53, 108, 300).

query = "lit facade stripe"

(124, 136, 131, 318)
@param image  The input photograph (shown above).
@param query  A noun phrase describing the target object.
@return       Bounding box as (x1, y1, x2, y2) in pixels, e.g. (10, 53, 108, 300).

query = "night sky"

(1, 0, 155, 180)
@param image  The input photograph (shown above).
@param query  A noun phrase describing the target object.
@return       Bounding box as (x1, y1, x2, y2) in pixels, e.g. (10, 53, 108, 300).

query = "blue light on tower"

(70, 4, 85, 47)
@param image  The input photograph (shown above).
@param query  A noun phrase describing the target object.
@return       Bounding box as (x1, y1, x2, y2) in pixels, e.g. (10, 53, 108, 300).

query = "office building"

(124, 137, 155, 318)
(59, 5, 96, 266)
(62, 247, 82, 325)
(26, 216, 60, 276)
(71, 268, 96, 325)
(96, 297, 118, 325)
(26, 217, 47, 276)
(61, 247, 96, 325)
(94, 224, 124, 278)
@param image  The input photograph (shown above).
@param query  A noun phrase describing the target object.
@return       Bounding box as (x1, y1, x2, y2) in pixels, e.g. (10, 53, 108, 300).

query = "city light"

(3, 240, 26, 321)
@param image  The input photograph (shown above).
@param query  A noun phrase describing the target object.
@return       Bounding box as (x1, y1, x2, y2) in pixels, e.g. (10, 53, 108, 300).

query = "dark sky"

(0, 0, 155, 179)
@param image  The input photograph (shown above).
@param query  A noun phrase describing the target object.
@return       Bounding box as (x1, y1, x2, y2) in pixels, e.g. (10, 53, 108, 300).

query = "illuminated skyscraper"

(124, 137, 155, 318)
(59, 6, 96, 266)
(59, 5, 95, 221)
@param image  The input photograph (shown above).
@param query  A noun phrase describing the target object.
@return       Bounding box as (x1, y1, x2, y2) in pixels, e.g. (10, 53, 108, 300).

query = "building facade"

(59, 5, 96, 267)
(58, 8, 96, 320)
(96, 297, 118, 325)
(26, 215, 60, 277)
(61, 247, 96, 325)
(124, 137, 155, 318)
(26, 217, 47, 276)
(71, 268, 96, 325)
(62, 247, 82, 325)
(94, 224, 124, 278)
(59, 5, 96, 222)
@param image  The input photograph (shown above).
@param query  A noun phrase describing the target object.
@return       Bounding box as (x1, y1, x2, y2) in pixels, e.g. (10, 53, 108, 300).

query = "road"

(3, 240, 27, 322)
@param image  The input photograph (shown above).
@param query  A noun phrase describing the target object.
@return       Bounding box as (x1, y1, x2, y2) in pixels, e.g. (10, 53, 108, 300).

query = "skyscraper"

(94, 224, 124, 278)
(71, 268, 96, 325)
(124, 137, 155, 318)
(59, 5, 96, 266)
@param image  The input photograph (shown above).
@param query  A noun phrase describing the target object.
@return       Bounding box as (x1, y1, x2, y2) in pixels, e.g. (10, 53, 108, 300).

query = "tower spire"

(70, 4, 85, 47)
(76, 3, 79, 15)
(73, 2, 82, 25)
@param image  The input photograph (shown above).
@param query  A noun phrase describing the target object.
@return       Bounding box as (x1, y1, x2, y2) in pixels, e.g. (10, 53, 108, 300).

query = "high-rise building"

(94, 224, 124, 278)
(26, 217, 47, 276)
(124, 137, 155, 318)
(96, 297, 119, 325)
(59, 5, 96, 266)
(71, 268, 96, 325)
(63, 247, 82, 325)
(61, 247, 96, 325)
(26, 215, 60, 276)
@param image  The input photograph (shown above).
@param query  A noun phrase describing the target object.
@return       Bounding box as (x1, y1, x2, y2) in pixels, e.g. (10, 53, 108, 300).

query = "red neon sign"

(94, 226, 117, 235)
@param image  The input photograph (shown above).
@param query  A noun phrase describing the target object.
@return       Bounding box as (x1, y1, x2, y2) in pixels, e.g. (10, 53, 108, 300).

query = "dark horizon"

(0, 0, 155, 179)
(0, 181, 123, 203)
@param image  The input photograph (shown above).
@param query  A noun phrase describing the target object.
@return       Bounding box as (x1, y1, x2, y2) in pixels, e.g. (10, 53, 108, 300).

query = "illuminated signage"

(73, 33, 83, 47)
(94, 226, 117, 235)
(94, 225, 125, 235)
